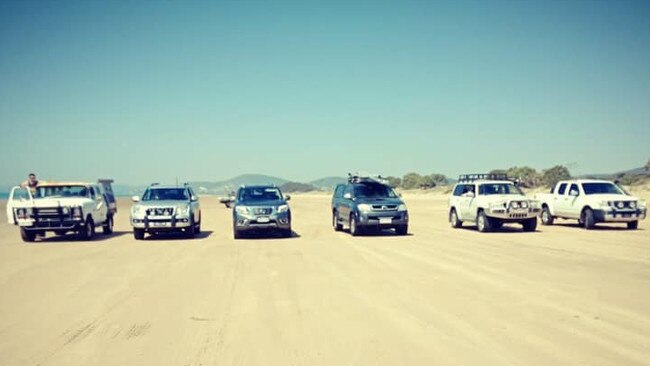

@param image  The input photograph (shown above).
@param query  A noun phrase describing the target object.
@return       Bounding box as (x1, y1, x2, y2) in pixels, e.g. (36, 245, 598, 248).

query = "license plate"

(152, 222, 168, 227)
(622, 213, 631, 218)
(379, 218, 392, 225)
(257, 217, 270, 223)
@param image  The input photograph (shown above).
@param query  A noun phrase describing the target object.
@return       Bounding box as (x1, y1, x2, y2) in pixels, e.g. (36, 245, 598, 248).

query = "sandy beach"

(0, 193, 649, 365)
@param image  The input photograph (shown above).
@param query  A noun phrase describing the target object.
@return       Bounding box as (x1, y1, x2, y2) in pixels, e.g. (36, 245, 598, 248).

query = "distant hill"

(579, 166, 649, 180)
(309, 176, 347, 190)
(190, 174, 288, 194)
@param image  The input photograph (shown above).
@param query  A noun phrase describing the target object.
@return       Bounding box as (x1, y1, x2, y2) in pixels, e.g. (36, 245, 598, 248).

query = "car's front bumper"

(132, 216, 192, 231)
(16, 217, 84, 231)
(234, 212, 291, 231)
(357, 211, 409, 228)
(593, 208, 646, 223)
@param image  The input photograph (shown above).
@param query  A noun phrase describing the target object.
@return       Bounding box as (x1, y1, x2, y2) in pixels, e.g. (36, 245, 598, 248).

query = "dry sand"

(0, 193, 649, 366)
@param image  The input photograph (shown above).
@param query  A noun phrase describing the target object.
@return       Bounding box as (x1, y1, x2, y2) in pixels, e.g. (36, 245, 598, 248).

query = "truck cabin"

(34, 183, 101, 200)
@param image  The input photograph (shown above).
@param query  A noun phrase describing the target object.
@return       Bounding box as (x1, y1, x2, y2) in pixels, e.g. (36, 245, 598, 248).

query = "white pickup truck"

(535, 179, 646, 230)
(6, 180, 117, 241)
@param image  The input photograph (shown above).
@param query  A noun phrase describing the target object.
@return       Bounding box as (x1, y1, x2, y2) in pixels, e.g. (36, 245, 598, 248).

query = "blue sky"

(1, 0, 649, 186)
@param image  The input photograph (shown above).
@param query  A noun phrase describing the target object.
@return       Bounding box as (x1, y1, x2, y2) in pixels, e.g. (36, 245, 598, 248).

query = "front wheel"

(541, 206, 554, 225)
(395, 225, 408, 235)
(582, 208, 596, 230)
(627, 221, 638, 230)
(450, 209, 462, 228)
(349, 214, 361, 236)
(522, 218, 537, 232)
(477, 211, 492, 233)
(20, 228, 36, 242)
(78, 218, 95, 241)
(133, 228, 145, 240)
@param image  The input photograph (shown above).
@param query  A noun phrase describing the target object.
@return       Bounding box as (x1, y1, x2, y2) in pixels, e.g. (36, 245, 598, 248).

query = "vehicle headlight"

(510, 201, 520, 209)
(616, 201, 625, 209)
(72, 206, 83, 218)
(520, 201, 529, 209)
(639, 200, 646, 209)
(235, 206, 249, 215)
(132, 205, 143, 215)
(357, 204, 372, 213)
(398, 204, 407, 212)
(629, 201, 637, 209)
(599, 201, 611, 208)
(277, 204, 289, 213)
(176, 205, 190, 216)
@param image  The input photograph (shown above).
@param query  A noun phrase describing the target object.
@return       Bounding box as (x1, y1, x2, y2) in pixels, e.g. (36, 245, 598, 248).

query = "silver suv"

(130, 183, 201, 240)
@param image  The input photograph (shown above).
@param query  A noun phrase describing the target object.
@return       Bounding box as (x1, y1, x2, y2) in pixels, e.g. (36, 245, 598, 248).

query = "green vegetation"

(396, 172, 448, 190)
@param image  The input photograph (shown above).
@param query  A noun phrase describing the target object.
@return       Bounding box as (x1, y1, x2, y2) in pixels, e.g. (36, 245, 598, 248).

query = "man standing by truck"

(20, 173, 41, 195)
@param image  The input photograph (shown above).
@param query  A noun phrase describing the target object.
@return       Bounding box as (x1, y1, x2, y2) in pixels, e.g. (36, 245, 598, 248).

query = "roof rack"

(458, 173, 509, 183)
(348, 172, 389, 185)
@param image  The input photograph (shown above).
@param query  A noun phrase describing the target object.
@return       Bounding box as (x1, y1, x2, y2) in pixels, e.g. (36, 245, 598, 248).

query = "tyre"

(20, 228, 36, 242)
(133, 228, 145, 240)
(541, 206, 554, 225)
(395, 225, 408, 235)
(234, 230, 242, 239)
(78, 218, 95, 241)
(281, 228, 292, 238)
(477, 211, 492, 233)
(349, 214, 361, 236)
(522, 218, 537, 232)
(582, 208, 596, 230)
(627, 221, 638, 230)
(333, 211, 343, 231)
(195, 220, 201, 235)
(102, 215, 113, 235)
(185, 222, 196, 238)
(450, 209, 462, 228)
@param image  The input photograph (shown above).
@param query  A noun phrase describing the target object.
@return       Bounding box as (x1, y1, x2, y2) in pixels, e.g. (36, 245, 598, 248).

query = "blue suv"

(232, 185, 292, 239)
(332, 175, 409, 236)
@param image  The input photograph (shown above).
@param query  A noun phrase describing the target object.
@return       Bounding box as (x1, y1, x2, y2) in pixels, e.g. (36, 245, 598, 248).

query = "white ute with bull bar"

(5, 179, 117, 242)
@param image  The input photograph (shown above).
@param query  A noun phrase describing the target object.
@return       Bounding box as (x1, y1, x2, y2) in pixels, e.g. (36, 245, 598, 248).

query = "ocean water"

(0, 192, 7, 200)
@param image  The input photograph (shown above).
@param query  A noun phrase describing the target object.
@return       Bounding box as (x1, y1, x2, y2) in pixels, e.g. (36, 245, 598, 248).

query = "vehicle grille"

(253, 207, 273, 215)
(611, 201, 634, 210)
(147, 207, 174, 216)
(371, 205, 398, 211)
(33, 207, 72, 218)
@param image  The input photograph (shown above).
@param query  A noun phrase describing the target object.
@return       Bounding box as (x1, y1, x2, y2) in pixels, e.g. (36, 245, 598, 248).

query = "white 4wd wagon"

(448, 174, 541, 232)
(6, 180, 117, 242)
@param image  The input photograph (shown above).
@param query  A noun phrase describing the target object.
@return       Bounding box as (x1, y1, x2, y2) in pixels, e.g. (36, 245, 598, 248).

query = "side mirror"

(132, 196, 140, 202)
(398, 193, 402, 197)
(285, 195, 291, 201)
(569, 190, 579, 197)
(191, 195, 198, 202)
(343, 193, 352, 200)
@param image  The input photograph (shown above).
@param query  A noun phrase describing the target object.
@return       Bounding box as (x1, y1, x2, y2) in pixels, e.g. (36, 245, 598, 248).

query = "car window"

(353, 184, 397, 198)
(569, 184, 580, 196)
(557, 183, 567, 195)
(478, 183, 523, 195)
(143, 188, 190, 201)
(238, 187, 282, 202)
(452, 185, 464, 196)
(582, 182, 624, 195)
(334, 185, 345, 198)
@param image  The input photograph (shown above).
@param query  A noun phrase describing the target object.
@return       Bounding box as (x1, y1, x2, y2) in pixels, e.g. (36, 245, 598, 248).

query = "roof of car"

(148, 185, 190, 189)
(239, 185, 280, 189)
(457, 180, 515, 185)
(38, 182, 93, 187)
(558, 179, 614, 184)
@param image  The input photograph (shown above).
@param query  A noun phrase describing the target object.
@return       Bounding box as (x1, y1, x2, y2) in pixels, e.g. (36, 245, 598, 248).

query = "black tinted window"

(354, 184, 397, 198)
(238, 187, 282, 202)
(143, 188, 189, 201)
(557, 183, 567, 195)
(453, 185, 464, 196)
(582, 183, 623, 195)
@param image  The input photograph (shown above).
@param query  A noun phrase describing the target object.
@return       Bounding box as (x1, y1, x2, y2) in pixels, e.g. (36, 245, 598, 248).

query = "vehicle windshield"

(582, 183, 625, 195)
(238, 187, 283, 202)
(142, 188, 189, 201)
(34, 185, 88, 198)
(479, 183, 524, 195)
(354, 184, 397, 198)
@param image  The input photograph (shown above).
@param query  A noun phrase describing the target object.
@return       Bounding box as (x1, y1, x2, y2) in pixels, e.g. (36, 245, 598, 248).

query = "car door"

(6, 186, 32, 224)
(552, 183, 569, 216)
(90, 185, 108, 223)
(339, 184, 354, 223)
(564, 183, 582, 219)
(458, 184, 476, 220)
(189, 187, 200, 223)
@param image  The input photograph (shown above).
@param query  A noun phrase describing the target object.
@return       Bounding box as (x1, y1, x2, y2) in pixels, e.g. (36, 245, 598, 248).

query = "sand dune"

(0, 193, 648, 365)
